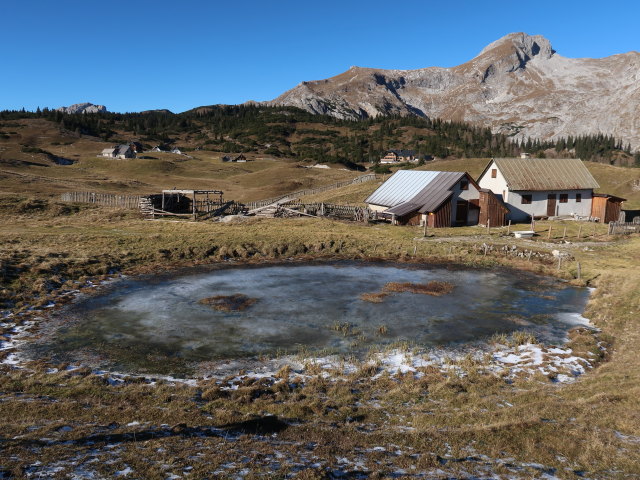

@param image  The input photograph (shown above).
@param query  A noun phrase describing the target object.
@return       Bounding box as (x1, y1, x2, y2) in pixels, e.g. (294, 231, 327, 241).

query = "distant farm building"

(477, 158, 602, 222)
(380, 150, 417, 164)
(222, 154, 250, 163)
(365, 170, 507, 227)
(170, 147, 182, 155)
(129, 142, 145, 153)
(101, 144, 136, 159)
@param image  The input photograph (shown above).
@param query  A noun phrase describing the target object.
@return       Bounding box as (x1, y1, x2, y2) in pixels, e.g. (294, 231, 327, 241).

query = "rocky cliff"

(268, 33, 640, 149)
(56, 103, 107, 114)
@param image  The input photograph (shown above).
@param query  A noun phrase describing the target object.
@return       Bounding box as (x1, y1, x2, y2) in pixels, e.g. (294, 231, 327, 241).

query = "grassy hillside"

(2, 117, 639, 207)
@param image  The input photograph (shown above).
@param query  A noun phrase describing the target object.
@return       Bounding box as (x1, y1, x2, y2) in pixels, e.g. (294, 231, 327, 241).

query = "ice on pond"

(34, 261, 590, 375)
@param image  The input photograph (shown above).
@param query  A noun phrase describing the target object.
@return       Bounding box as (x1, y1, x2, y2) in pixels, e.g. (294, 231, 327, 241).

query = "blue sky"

(2, 0, 638, 113)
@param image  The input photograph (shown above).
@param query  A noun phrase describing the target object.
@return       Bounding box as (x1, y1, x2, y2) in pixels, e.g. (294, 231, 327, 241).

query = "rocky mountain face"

(267, 33, 640, 150)
(56, 103, 107, 114)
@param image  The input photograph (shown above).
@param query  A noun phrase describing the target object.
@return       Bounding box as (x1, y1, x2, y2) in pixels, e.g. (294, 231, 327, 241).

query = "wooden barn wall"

(479, 191, 507, 227)
(590, 197, 606, 222)
(428, 201, 452, 228)
(605, 200, 623, 223)
(398, 211, 422, 226)
(591, 197, 623, 223)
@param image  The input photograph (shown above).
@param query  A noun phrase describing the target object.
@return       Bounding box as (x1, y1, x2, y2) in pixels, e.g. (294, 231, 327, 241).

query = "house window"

(576, 193, 582, 203)
(559, 194, 568, 203)
(521, 194, 532, 205)
(460, 181, 469, 190)
(491, 169, 497, 178)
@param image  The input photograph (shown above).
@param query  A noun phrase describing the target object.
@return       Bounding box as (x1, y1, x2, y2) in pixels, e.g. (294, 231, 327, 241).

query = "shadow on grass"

(1, 415, 289, 449)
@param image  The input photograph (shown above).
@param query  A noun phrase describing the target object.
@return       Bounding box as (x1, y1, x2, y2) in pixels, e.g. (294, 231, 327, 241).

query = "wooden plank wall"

(478, 191, 507, 227)
(428, 201, 451, 228)
(591, 197, 623, 223)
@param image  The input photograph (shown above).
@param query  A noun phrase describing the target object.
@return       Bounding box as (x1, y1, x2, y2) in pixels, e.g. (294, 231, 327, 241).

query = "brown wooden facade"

(591, 194, 625, 223)
(427, 201, 452, 228)
(478, 189, 509, 227)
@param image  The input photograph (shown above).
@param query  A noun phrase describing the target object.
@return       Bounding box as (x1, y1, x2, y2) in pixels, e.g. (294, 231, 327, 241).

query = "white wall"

(507, 190, 593, 221)
(477, 160, 509, 201)
(368, 204, 388, 213)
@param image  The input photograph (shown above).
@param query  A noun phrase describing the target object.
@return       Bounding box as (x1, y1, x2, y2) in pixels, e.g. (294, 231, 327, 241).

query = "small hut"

(591, 194, 626, 223)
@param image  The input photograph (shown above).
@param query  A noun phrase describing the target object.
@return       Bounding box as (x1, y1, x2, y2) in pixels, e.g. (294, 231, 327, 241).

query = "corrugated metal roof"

(366, 170, 465, 216)
(365, 170, 440, 207)
(385, 201, 421, 216)
(493, 158, 600, 191)
(414, 172, 463, 213)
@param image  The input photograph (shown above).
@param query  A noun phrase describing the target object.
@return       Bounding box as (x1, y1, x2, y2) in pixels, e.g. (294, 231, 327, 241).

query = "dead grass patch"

(359, 292, 388, 303)
(383, 280, 454, 296)
(198, 294, 258, 312)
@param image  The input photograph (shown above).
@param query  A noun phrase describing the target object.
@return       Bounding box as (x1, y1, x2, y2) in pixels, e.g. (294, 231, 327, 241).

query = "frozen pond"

(35, 262, 590, 375)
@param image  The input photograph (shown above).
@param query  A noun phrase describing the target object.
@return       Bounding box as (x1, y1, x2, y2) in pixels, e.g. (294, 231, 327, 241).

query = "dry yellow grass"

(383, 280, 455, 296)
(359, 292, 388, 303)
(198, 294, 258, 311)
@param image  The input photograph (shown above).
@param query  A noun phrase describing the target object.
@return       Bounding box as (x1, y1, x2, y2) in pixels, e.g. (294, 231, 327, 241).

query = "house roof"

(366, 170, 440, 207)
(102, 148, 115, 154)
(366, 170, 469, 215)
(593, 193, 626, 202)
(114, 145, 132, 155)
(385, 149, 415, 157)
(483, 158, 600, 191)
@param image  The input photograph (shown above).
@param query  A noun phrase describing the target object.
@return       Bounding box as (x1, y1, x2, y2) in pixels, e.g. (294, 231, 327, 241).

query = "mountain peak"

(479, 32, 555, 60)
(56, 103, 107, 114)
(267, 33, 640, 149)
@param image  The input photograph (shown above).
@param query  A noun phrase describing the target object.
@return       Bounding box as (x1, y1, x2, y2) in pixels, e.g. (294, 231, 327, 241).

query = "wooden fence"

(608, 219, 640, 235)
(245, 173, 377, 210)
(60, 192, 142, 209)
(283, 201, 375, 222)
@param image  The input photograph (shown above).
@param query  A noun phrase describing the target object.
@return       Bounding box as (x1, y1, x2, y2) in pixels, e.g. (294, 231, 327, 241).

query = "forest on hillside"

(0, 106, 636, 168)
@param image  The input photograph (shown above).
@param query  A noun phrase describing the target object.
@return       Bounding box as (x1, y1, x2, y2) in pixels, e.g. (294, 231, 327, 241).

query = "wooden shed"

(365, 170, 507, 228)
(590, 194, 626, 223)
(478, 188, 509, 227)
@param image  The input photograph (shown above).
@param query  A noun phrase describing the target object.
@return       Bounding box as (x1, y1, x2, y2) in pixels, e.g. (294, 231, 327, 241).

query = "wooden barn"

(591, 193, 626, 223)
(365, 170, 508, 227)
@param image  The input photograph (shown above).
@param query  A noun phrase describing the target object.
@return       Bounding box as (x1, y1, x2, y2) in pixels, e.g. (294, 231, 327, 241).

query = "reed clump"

(383, 280, 455, 296)
(198, 294, 258, 312)
(359, 292, 388, 303)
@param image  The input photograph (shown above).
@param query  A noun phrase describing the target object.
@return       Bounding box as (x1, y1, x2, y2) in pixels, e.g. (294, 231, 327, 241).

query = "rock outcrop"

(267, 33, 640, 149)
(56, 103, 107, 114)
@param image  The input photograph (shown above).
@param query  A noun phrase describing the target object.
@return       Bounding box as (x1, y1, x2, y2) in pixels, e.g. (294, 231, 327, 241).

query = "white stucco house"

(101, 144, 136, 159)
(477, 158, 600, 222)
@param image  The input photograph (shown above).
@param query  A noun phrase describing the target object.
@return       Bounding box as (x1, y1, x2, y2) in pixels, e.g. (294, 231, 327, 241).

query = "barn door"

(546, 194, 556, 217)
(455, 200, 468, 225)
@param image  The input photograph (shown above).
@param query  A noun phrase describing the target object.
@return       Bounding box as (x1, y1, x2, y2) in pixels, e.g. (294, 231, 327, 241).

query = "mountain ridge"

(266, 33, 640, 150)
